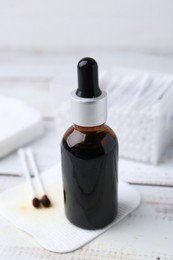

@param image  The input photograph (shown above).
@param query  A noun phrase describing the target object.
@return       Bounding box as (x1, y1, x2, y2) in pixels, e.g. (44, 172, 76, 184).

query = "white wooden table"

(0, 51, 173, 260)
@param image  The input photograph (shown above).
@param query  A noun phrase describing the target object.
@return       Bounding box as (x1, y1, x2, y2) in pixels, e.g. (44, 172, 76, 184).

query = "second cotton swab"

(18, 148, 51, 208)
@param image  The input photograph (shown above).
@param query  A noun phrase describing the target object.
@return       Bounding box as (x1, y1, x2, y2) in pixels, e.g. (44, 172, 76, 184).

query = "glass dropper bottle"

(61, 57, 118, 230)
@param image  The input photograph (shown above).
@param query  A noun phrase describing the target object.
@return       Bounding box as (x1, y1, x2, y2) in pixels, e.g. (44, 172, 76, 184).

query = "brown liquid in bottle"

(61, 124, 118, 230)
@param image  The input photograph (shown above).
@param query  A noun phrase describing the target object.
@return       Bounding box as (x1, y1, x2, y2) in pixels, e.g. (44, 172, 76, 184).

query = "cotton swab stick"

(26, 148, 51, 207)
(18, 149, 40, 208)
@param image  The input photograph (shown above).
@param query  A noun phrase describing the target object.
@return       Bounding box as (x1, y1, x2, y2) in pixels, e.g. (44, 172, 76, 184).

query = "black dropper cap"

(76, 57, 102, 98)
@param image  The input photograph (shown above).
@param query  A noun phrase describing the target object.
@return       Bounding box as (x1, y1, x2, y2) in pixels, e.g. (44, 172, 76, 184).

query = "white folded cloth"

(0, 95, 44, 158)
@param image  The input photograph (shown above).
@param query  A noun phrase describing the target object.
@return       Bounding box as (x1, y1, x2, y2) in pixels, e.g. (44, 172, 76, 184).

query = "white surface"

(0, 1, 173, 53)
(0, 50, 172, 259)
(0, 51, 173, 259)
(0, 95, 44, 158)
(0, 178, 172, 259)
(0, 164, 140, 253)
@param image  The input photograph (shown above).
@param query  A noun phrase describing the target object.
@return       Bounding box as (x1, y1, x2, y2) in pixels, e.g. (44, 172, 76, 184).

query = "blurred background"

(0, 2, 173, 258)
(0, 0, 173, 53)
(0, 0, 173, 177)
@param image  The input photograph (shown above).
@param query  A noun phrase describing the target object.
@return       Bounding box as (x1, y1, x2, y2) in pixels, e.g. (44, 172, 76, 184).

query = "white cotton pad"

(0, 164, 141, 253)
(0, 95, 44, 158)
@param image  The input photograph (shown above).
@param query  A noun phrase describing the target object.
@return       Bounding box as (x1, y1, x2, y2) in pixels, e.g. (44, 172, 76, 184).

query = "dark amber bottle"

(61, 57, 118, 230)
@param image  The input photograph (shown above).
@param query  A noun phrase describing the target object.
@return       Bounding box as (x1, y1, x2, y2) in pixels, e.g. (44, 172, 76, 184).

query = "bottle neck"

(73, 123, 105, 132)
(71, 90, 107, 127)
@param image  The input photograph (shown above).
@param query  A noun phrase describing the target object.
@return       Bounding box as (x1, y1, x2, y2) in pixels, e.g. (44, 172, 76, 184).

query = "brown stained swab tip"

(32, 197, 40, 208)
(41, 195, 51, 207)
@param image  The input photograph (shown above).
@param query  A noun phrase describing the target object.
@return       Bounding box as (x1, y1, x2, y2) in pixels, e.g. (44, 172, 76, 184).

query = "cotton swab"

(26, 148, 51, 208)
(18, 149, 40, 208)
